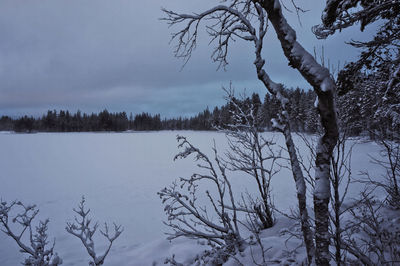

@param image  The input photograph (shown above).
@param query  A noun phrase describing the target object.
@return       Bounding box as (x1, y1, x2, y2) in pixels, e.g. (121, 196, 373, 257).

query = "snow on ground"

(0, 131, 385, 265)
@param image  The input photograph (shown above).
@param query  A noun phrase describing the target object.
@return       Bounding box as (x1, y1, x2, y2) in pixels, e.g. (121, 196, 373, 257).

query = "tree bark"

(282, 121, 316, 264)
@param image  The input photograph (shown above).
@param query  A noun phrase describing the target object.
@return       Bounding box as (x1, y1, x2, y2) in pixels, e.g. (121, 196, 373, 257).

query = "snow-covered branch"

(162, 1, 256, 69)
(0, 200, 62, 265)
(313, 0, 400, 39)
(66, 197, 123, 266)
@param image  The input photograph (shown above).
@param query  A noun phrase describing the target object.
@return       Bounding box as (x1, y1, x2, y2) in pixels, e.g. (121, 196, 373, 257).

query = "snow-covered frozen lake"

(0, 131, 384, 265)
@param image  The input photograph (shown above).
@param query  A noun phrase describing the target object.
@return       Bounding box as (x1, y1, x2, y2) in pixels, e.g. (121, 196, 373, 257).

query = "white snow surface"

(0, 131, 385, 265)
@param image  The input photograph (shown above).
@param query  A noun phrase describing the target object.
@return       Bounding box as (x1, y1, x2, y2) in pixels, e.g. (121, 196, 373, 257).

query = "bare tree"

(163, 1, 339, 264)
(0, 200, 62, 266)
(159, 135, 245, 264)
(221, 89, 280, 229)
(66, 197, 123, 266)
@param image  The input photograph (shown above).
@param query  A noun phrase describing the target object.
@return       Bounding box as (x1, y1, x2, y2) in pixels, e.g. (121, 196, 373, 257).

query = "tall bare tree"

(163, 1, 339, 264)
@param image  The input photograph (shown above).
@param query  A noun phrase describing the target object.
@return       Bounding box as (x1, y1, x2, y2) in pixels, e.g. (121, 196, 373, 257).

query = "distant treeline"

(1, 85, 387, 135)
(0, 109, 212, 132)
(0, 88, 320, 133)
(0, 88, 316, 133)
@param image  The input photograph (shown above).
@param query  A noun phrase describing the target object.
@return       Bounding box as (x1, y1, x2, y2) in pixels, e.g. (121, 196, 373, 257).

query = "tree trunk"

(253, 38, 316, 265)
(283, 121, 316, 264)
(259, 1, 339, 264)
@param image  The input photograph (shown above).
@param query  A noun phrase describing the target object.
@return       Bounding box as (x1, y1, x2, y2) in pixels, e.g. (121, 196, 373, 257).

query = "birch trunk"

(259, 1, 339, 264)
(254, 58, 316, 263)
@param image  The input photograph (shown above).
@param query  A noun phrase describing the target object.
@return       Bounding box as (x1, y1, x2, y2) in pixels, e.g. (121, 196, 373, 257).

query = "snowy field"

(0, 131, 385, 265)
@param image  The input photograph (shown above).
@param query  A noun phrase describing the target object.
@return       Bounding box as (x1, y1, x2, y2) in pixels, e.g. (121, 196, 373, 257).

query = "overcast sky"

(0, 0, 376, 118)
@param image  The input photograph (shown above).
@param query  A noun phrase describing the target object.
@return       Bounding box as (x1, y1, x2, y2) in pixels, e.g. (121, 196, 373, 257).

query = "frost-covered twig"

(162, 1, 255, 70)
(66, 197, 123, 266)
(0, 200, 62, 265)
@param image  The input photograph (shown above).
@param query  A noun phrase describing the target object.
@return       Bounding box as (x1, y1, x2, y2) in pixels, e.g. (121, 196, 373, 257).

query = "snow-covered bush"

(159, 135, 245, 264)
(0, 200, 62, 266)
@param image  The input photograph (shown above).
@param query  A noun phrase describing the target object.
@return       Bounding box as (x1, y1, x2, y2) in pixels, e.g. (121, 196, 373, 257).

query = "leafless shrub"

(0, 200, 62, 266)
(221, 89, 281, 229)
(342, 191, 400, 265)
(65, 197, 123, 266)
(159, 135, 245, 264)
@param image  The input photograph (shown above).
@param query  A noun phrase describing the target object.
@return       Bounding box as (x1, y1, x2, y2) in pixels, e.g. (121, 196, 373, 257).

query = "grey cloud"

(0, 0, 376, 117)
